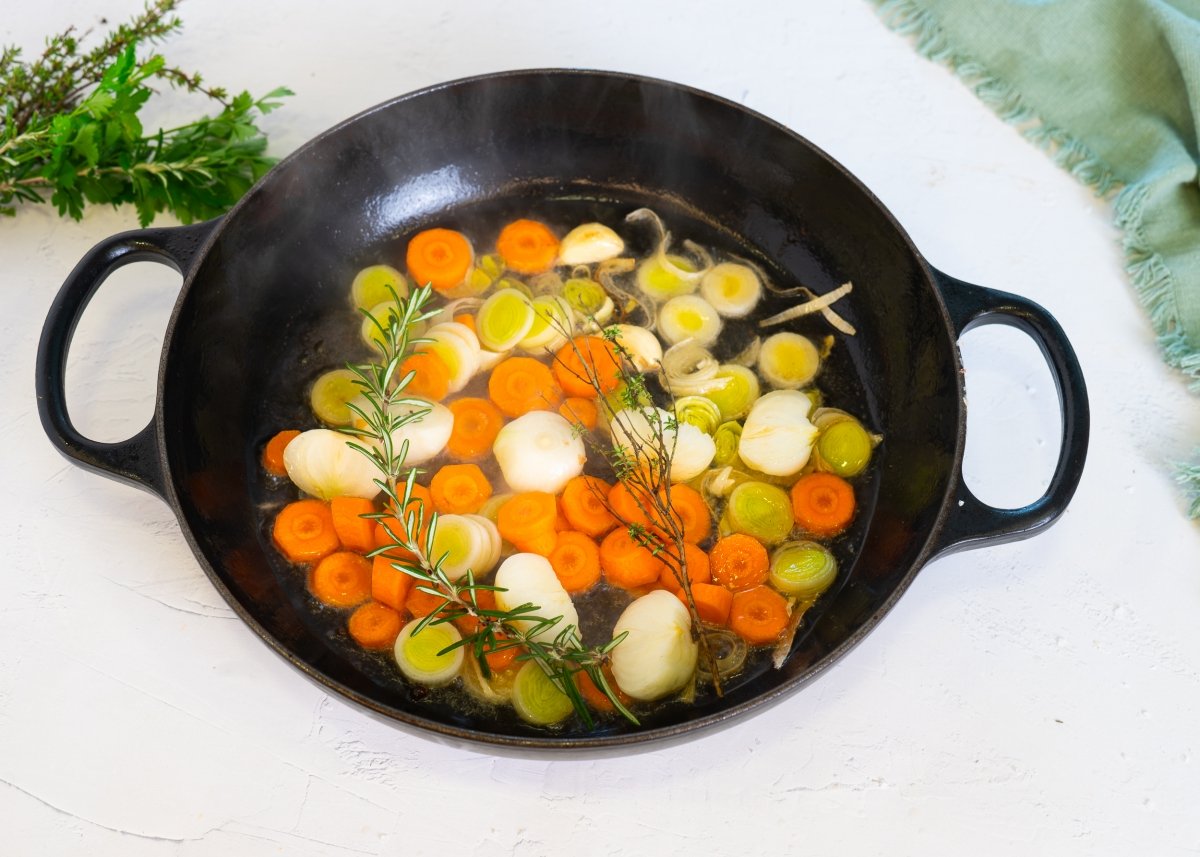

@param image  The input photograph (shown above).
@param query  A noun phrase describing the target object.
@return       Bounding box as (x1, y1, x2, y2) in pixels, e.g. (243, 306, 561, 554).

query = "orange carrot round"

(676, 582, 734, 626)
(399, 350, 451, 401)
(488, 356, 562, 417)
(348, 601, 403, 649)
(406, 227, 473, 293)
(599, 527, 664, 589)
(561, 475, 618, 537)
(373, 483, 434, 549)
(330, 496, 376, 554)
(607, 481, 654, 528)
(791, 472, 857, 538)
(575, 664, 632, 713)
(453, 313, 477, 333)
(405, 584, 452, 619)
(497, 491, 559, 555)
(262, 429, 300, 476)
(553, 336, 621, 398)
(549, 531, 602, 593)
(309, 552, 372, 608)
(659, 541, 712, 592)
(661, 484, 711, 544)
(371, 554, 414, 612)
(447, 397, 504, 460)
(273, 499, 340, 563)
(554, 497, 572, 532)
(496, 219, 559, 274)
(559, 397, 598, 430)
(430, 463, 492, 514)
(709, 533, 769, 591)
(729, 585, 789, 644)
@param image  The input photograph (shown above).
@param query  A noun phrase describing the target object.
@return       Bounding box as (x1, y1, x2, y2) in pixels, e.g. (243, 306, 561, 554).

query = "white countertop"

(4, 2, 1199, 854)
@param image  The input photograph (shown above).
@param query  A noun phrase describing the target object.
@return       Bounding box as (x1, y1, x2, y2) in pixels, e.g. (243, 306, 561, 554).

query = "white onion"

(493, 411, 586, 494)
(610, 590, 697, 701)
(494, 553, 580, 643)
(611, 324, 663, 373)
(669, 422, 717, 483)
(738, 389, 818, 477)
(558, 222, 625, 265)
(386, 398, 454, 465)
(282, 429, 381, 500)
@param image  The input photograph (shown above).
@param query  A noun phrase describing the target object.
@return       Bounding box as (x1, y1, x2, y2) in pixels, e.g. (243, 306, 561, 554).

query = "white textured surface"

(4, 2, 1200, 855)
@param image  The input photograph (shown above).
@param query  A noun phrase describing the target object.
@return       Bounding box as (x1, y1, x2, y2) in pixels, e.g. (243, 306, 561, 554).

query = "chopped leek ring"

(562, 277, 614, 326)
(394, 621, 464, 687)
(703, 364, 760, 421)
(759, 332, 820, 389)
(659, 295, 722, 347)
(816, 418, 873, 477)
(636, 254, 700, 301)
(309, 369, 362, 426)
(559, 222, 625, 265)
(476, 288, 536, 351)
(674, 396, 722, 435)
(770, 541, 838, 599)
(351, 264, 408, 310)
(712, 421, 743, 467)
(511, 662, 574, 725)
(725, 480, 794, 545)
(361, 301, 426, 351)
(519, 295, 575, 352)
(428, 514, 496, 582)
(424, 322, 482, 392)
(700, 262, 761, 318)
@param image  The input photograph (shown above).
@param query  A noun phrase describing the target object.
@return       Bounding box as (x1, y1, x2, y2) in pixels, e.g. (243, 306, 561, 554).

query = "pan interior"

(161, 72, 960, 743)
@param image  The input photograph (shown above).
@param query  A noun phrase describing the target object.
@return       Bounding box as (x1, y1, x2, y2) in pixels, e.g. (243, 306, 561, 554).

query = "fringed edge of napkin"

(871, 0, 1200, 517)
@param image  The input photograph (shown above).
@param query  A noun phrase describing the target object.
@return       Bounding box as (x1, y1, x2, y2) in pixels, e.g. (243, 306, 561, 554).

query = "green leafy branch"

(1, 0, 290, 225)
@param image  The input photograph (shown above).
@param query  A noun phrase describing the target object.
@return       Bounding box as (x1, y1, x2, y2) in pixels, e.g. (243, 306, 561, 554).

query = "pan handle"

(35, 219, 220, 499)
(929, 268, 1089, 557)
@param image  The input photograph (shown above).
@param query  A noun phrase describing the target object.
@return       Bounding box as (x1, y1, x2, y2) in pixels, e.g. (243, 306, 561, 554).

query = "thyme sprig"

(344, 286, 636, 728)
(1, 0, 290, 225)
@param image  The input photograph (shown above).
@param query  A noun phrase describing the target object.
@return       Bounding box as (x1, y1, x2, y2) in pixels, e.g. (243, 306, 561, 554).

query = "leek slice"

(700, 262, 761, 318)
(562, 277, 614, 326)
(636, 254, 701, 302)
(428, 514, 495, 581)
(712, 421, 743, 467)
(770, 541, 838, 598)
(815, 417, 873, 478)
(511, 662, 574, 726)
(724, 480, 794, 545)
(351, 264, 408, 310)
(309, 369, 362, 426)
(476, 288, 536, 351)
(759, 332, 820, 389)
(394, 621, 464, 687)
(659, 295, 722, 347)
(519, 295, 575, 352)
(423, 322, 482, 392)
(674, 396, 722, 435)
(361, 301, 426, 351)
(702, 364, 760, 421)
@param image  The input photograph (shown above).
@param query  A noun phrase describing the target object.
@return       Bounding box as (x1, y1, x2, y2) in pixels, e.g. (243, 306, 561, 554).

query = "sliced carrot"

(729, 585, 789, 644)
(553, 336, 621, 398)
(548, 531, 602, 593)
(495, 219, 559, 274)
(447, 397, 504, 460)
(373, 483, 434, 550)
(554, 497, 572, 532)
(454, 586, 497, 630)
(599, 527, 665, 589)
(658, 484, 711, 544)
(659, 541, 712, 592)
(791, 472, 857, 538)
(709, 533, 769, 591)
(561, 475, 618, 537)
(372, 554, 414, 612)
(559, 397, 598, 431)
(430, 463, 492, 515)
(330, 496, 376, 553)
(262, 429, 300, 476)
(496, 491, 557, 547)
(406, 227, 473, 293)
(607, 480, 654, 528)
(273, 499, 340, 564)
(399, 350, 451, 401)
(453, 313, 477, 333)
(488, 356, 562, 418)
(677, 582, 734, 626)
(309, 552, 372, 608)
(575, 664, 632, 713)
(405, 583, 454, 619)
(348, 601, 403, 649)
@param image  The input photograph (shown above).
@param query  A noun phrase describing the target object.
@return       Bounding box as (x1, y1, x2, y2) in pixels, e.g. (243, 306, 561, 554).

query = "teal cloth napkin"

(871, 0, 1200, 515)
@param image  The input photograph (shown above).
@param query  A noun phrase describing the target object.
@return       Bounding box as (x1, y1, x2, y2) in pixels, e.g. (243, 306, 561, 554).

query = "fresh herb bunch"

(346, 286, 637, 728)
(0, 0, 290, 225)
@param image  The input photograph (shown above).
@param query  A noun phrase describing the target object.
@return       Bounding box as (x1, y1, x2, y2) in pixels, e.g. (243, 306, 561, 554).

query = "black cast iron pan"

(35, 70, 1089, 750)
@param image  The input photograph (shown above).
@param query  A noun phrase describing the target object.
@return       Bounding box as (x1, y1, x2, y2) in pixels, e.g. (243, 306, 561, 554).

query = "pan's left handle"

(35, 219, 220, 499)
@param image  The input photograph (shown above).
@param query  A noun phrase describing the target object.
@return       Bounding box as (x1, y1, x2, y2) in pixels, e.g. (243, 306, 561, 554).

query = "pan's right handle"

(35, 219, 220, 499)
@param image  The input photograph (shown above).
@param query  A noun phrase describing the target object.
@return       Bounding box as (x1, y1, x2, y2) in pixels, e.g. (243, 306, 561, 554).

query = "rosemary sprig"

(1, 0, 290, 225)
(344, 286, 637, 728)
